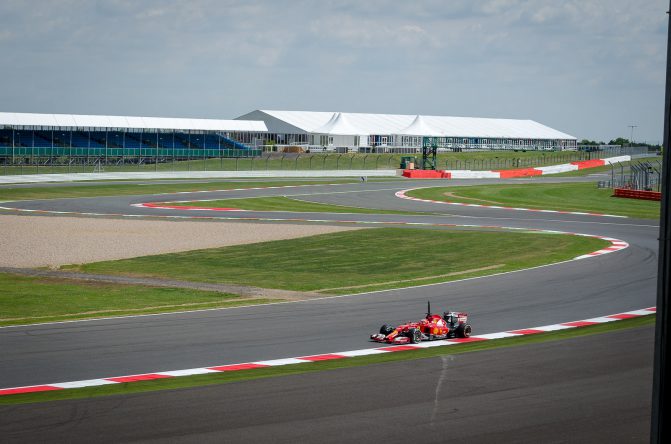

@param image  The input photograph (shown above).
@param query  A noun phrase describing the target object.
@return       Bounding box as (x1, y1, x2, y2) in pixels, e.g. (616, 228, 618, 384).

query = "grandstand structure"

(235, 110, 577, 152)
(0, 110, 579, 170)
(0, 112, 267, 167)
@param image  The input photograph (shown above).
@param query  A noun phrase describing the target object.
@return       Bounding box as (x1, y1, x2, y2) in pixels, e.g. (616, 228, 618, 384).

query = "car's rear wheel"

(456, 324, 472, 338)
(408, 328, 421, 344)
(380, 324, 394, 335)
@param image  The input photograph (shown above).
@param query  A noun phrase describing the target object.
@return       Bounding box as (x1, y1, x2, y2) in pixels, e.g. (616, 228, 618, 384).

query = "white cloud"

(0, 0, 665, 142)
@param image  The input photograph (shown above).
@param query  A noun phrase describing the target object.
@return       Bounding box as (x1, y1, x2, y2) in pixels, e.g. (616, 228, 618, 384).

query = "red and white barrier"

(402, 155, 631, 180)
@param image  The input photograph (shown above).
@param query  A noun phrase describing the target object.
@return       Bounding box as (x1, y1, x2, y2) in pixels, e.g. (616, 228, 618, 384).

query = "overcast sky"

(0, 0, 667, 143)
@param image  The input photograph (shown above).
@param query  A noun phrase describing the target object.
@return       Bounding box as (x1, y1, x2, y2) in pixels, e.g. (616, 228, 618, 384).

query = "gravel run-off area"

(0, 215, 360, 268)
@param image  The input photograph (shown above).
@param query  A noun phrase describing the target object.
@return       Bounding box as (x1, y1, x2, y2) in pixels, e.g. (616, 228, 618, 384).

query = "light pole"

(628, 124, 638, 146)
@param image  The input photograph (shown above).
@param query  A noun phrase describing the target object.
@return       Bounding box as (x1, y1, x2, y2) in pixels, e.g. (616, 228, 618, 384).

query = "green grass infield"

(0, 273, 279, 327)
(0, 179, 363, 202)
(0, 314, 654, 406)
(63, 228, 610, 294)
(406, 182, 660, 219)
(163, 196, 424, 215)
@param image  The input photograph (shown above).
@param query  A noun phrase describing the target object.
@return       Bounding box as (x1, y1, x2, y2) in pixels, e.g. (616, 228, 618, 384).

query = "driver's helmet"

(445, 312, 459, 324)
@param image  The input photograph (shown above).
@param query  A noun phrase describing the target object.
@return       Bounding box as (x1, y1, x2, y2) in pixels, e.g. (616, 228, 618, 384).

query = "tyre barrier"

(613, 188, 661, 201)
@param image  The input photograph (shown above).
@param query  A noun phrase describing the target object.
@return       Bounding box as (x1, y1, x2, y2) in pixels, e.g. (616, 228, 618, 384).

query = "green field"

(0, 179, 367, 202)
(165, 196, 422, 215)
(407, 182, 660, 219)
(63, 228, 609, 295)
(0, 273, 276, 327)
(0, 315, 653, 405)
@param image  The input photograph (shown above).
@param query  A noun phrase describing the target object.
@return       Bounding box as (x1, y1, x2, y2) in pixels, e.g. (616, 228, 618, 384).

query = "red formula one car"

(370, 302, 472, 345)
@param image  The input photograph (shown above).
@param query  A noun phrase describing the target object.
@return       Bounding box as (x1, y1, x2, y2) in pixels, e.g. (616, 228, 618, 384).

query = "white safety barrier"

(447, 170, 501, 179)
(604, 155, 631, 164)
(535, 164, 579, 174)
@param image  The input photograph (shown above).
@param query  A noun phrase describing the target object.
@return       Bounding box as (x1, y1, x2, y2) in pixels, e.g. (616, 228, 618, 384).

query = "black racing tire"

(408, 328, 421, 344)
(380, 324, 394, 335)
(456, 324, 472, 338)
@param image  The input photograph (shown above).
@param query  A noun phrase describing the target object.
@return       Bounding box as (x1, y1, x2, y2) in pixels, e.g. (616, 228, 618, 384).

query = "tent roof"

(396, 115, 443, 136)
(0, 112, 267, 132)
(312, 112, 366, 135)
(250, 110, 575, 140)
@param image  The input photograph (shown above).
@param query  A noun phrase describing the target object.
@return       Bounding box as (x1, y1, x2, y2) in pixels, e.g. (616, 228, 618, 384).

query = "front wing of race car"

(371, 331, 452, 344)
(370, 333, 413, 344)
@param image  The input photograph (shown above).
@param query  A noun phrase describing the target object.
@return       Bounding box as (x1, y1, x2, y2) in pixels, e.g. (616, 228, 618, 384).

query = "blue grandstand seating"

(0, 128, 258, 158)
(106, 131, 124, 148)
(123, 133, 143, 149)
(15, 130, 35, 147)
(0, 129, 12, 146)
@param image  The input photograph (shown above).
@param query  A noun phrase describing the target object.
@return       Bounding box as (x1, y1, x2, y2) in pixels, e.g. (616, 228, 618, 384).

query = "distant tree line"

(579, 138, 661, 149)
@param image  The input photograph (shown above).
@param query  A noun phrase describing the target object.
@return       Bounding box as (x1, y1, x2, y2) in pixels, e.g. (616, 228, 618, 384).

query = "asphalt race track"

(1, 326, 653, 443)
(0, 177, 658, 441)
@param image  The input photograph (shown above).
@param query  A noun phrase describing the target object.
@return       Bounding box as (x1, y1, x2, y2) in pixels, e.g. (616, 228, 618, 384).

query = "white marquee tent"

(237, 109, 575, 141)
(312, 112, 366, 136)
(0, 112, 267, 132)
(396, 115, 443, 136)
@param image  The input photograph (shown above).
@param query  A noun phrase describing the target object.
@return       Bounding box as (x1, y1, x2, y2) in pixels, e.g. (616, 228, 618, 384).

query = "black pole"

(651, 2, 671, 442)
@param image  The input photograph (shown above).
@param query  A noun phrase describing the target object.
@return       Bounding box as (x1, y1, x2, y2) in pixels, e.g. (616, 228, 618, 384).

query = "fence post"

(295, 154, 300, 170)
(323, 154, 328, 170)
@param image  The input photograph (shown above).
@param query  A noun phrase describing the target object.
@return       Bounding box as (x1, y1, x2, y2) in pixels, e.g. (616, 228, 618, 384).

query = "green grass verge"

(165, 196, 424, 215)
(0, 314, 654, 406)
(407, 182, 660, 219)
(0, 180, 363, 202)
(0, 273, 279, 327)
(63, 228, 609, 294)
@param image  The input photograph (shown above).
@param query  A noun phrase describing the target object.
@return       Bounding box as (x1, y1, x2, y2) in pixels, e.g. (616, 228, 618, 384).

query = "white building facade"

(234, 110, 577, 152)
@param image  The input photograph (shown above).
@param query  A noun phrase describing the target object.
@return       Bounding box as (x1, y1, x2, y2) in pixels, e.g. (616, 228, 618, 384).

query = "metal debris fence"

(599, 159, 663, 192)
(0, 146, 657, 176)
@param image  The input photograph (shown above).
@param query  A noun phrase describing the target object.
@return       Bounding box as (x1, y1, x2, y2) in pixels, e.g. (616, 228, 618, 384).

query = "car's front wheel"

(380, 324, 394, 335)
(408, 328, 421, 344)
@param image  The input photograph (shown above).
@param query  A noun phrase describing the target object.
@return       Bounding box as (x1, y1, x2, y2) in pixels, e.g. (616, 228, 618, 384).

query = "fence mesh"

(0, 146, 657, 176)
(598, 159, 663, 191)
